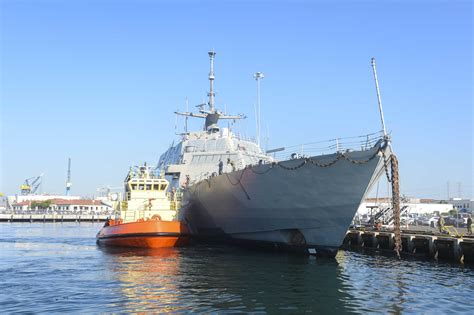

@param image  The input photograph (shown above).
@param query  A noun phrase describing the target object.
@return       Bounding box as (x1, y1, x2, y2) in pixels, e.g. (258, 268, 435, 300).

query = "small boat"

(97, 164, 190, 248)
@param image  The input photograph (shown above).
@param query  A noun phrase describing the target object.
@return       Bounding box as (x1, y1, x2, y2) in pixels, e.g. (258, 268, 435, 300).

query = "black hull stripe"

(97, 232, 190, 240)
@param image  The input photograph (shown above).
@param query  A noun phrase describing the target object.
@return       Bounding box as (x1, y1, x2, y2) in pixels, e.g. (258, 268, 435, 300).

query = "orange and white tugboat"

(97, 164, 190, 248)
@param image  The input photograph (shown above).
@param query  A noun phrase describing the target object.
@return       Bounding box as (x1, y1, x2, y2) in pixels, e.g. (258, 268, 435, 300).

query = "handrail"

(270, 131, 385, 161)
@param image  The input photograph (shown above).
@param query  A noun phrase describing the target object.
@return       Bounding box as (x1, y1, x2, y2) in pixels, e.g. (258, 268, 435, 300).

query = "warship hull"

(180, 142, 388, 256)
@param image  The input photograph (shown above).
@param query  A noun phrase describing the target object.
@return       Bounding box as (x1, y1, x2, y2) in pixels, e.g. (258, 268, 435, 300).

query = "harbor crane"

(65, 158, 72, 196)
(20, 174, 44, 195)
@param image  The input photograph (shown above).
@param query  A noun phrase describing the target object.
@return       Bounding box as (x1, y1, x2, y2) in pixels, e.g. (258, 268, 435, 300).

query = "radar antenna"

(174, 51, 246, 132)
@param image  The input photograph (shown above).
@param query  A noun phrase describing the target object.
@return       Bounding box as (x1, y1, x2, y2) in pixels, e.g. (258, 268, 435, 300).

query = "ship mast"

(174, 51, 246, 132)
(208, 51, 216, 113)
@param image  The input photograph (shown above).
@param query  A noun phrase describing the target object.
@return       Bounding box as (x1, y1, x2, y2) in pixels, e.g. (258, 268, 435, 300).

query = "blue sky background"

(1, 0, 472, 199)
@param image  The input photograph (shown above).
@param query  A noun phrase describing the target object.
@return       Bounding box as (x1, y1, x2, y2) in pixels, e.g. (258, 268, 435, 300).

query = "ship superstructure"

(119, 164, 180, 223)
(158, 51, 391, 256)
(96, 164, 189, 249)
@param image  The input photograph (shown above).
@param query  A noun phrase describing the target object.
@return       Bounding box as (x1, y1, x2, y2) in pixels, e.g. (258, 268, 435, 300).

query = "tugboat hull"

(97, 220, 190, 248)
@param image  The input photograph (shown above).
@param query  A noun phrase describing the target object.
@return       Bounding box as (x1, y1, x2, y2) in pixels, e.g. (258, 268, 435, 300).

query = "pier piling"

(344, 229, 473, 264)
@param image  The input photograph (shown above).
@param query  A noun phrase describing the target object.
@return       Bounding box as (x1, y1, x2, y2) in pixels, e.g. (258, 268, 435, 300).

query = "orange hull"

(96, 220, 190, 248)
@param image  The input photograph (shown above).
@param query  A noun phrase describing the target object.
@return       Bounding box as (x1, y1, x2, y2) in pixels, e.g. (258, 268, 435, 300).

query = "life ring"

(151, 214, 162, 221)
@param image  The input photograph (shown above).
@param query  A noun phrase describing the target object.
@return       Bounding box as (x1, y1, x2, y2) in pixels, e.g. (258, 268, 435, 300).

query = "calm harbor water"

(1, 223, 473, 314)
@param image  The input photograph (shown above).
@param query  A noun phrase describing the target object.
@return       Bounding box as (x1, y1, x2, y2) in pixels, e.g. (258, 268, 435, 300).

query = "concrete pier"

(343, 229, 474, 264)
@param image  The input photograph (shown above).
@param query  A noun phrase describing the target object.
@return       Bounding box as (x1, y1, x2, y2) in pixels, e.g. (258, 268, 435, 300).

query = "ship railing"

(269, 131, 386, 161)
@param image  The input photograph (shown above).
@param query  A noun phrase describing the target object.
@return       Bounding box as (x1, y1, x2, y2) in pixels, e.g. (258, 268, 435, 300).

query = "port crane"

(20, 174, 44, 195)
(65, 158, 72, 196)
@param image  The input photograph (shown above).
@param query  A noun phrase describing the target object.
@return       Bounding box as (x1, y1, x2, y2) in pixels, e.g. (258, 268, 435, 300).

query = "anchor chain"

(381, 150, 393, 183)
(277, 147, 382, 170)
(391, 154, 402, 258)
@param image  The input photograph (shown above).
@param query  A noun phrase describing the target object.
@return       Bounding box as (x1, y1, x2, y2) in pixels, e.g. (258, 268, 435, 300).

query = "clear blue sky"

(1, 0, 472, 199)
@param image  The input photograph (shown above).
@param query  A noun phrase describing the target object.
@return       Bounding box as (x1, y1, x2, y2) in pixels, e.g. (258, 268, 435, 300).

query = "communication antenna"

(174, 51, 245, 132)
(371, 58, 387, 137)
(66, 158, 72, 196)
(254, 71, 264, 147)
(185, 97, 189, 134)
(208, 51, 216, 112)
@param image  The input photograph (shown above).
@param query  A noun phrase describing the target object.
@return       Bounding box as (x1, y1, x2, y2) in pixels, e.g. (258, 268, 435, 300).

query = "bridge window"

(131, 184, 137, 190)
(153, 184, 159, 190)
(146, 184, 152, 190)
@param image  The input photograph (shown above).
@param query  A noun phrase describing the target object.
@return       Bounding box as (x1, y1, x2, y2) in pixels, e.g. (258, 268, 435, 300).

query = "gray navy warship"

(158, 51, 392, 256)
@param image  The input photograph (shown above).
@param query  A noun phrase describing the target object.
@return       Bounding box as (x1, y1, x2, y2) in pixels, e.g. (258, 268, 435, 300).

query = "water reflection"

(99, 246, 357, 313)
(338, 251, 474, 313)
(99, 247, 183, 312)
(2, 224, 473, 314)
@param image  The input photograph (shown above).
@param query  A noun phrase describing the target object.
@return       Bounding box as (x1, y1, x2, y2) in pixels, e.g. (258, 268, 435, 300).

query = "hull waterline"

(96, 220, 190, 249)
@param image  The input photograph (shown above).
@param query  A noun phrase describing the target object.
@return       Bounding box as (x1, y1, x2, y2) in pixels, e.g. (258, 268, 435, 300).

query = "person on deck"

(218, 160, 223, 175)
(227, 158, 236, 172)
(467, 216, 472, 235)
(438, 216, 445, 234)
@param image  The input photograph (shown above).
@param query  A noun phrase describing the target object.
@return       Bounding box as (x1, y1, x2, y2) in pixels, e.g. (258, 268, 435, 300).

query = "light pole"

(254, 72, 264, 147)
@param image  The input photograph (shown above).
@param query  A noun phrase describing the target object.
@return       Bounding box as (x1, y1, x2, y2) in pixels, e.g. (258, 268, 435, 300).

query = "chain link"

(381, 150, 392, 183)
(391, 154, 402, 258)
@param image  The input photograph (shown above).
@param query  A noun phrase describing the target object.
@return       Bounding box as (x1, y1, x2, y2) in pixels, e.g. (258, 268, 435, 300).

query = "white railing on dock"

(0, 213, 110, 221)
